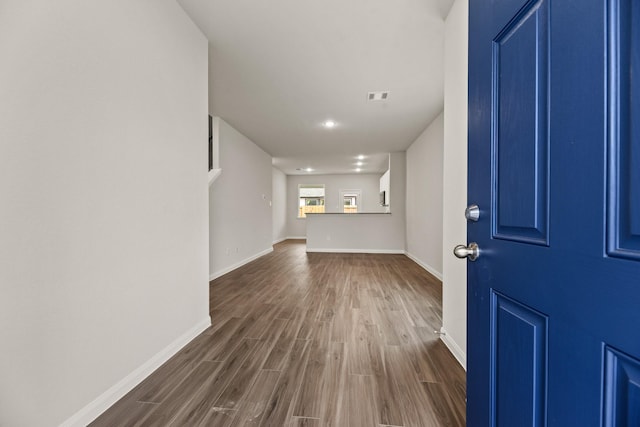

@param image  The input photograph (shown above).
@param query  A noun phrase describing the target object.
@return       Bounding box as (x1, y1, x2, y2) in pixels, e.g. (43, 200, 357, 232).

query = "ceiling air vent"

(367, 91, 390, 101)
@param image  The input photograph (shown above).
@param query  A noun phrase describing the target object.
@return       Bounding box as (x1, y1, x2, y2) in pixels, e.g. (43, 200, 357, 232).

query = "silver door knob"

(465, 204, 480, 221)
(454, 242, 480, 261)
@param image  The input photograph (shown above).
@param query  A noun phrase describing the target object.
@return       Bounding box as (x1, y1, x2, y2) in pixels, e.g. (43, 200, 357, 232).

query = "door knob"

(454, 242, 480, 261)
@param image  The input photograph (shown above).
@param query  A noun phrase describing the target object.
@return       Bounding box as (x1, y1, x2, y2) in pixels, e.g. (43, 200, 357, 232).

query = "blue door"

(466, 0, 640, 425)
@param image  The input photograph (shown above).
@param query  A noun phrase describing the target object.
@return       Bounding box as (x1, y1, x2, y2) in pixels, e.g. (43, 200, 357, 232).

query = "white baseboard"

(272, 237, 287, 245)
(209, 247, 274, 281)
(405, 252, 443, 281)
(60, 316, 212, 427)
(285, 236, 306, 240)
(306, 247, 405, 254)
(439, 327, 467, 371)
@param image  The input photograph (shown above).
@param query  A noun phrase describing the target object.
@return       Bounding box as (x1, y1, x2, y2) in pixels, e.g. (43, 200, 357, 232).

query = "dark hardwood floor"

(91, 240, 466, 426)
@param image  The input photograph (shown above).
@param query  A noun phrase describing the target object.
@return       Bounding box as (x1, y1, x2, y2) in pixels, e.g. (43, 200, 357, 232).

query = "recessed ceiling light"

(305, 167, 313, 172)
(357, 155, 365, 160)
(356, 168, 361, 172)
(323, 120, 336, 128)
(356, 161, 364, 166)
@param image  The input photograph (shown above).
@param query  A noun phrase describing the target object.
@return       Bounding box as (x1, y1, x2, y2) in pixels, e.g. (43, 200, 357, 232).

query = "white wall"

(286, 173, 386, 238)
(306, 213, 405, 253)
(272, 167, 287, 244)
(441, 0, 469, 368)
(389, 152, 408, 250)
(209, 119, 273, 279)
(380, 169, 390, 212)
(406, 113, 444, 280)
(0, 1, 210, 425)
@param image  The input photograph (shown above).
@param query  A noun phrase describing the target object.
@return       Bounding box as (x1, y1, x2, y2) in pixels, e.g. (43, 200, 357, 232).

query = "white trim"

(211, 116, 221, 169)
(209, 247, 274, 281)
(286, 236, 307, 240)
(405, 252, 443, 281)
(439, 327, 467, 371)
(306, 248, 405, 254)
(272, 237, 288, 245)
(60, 317, 211, 427)
(208, 168, 222, 187)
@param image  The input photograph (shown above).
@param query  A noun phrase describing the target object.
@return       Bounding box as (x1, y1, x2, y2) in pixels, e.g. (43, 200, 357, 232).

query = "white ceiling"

(178, 0, 453, 175)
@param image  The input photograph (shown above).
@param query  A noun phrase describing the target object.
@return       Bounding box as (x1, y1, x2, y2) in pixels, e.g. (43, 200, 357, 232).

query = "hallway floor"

(91, 240, 466, 426)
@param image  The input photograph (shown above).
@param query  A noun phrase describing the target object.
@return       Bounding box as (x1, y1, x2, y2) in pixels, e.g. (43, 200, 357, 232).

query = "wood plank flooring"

(91, 240, 466, 426)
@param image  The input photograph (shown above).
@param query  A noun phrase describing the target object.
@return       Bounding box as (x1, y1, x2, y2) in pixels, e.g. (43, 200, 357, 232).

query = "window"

(298, 185, 325, 218)
(340, 189, 362, 213)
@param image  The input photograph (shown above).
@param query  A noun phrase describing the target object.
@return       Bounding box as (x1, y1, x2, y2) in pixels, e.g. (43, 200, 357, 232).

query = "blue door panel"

(492, 0, 549, 245)
(604, 347, 640, 426)
(608, 0, 640, 260)
(492, 292, 547, 427)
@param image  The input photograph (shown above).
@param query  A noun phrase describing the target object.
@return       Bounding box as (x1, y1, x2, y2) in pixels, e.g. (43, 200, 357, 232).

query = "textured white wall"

(286, 173, 386, 238)
(442, 0, 469, 368)
(0, 1, 210, 425)
(406, 113, 444, 279)
(209, 119, 273, 278)
(272, 167, 288, 243)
